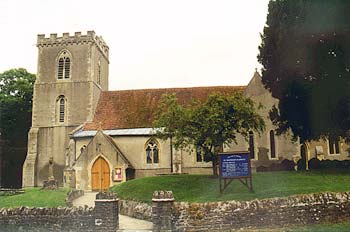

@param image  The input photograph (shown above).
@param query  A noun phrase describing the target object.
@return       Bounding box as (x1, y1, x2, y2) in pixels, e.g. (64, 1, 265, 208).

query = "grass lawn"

(0, 188, 69, 208)
(110, 170, 350, 203)
(285, 222, 350, 232)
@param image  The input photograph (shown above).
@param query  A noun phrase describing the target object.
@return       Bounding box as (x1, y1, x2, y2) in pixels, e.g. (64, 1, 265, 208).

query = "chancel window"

(146, 139, 159, 164)
(57, 95, 66, 123)
(249, 131, 255, 159)
(328, 137, 340, 154)
(57, 50, 71, 79)
(270, 130, 276, 159)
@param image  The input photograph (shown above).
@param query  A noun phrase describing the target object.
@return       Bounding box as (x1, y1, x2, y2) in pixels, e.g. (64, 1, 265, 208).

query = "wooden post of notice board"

(219, 151, 253, 194)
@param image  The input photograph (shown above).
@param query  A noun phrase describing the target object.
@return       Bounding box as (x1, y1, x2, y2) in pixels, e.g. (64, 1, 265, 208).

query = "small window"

(146, 139, 159, 164)
(97, 60, 101, 85)
(329, 137, 340, 154)
(57, 95, 66, 123)
(270, 130, 276, 158)
(57, 50, 71, 79)
(249, 131, 255, 159)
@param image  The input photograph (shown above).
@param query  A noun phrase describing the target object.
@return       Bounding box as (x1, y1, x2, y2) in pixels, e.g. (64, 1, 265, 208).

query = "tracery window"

(57, 50, 71, 79)
(146, 139, 159, 164)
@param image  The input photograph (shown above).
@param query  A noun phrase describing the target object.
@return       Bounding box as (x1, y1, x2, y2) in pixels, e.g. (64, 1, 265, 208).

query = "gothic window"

(57, 95, 66, 123)
(146, 139, 159, 164)
(57, 50, 71, 79)
(249, 131, 255, 159)
(196, 146, 204, 162)
(328, 137, 340, 154)
(270, 130, 276, 159)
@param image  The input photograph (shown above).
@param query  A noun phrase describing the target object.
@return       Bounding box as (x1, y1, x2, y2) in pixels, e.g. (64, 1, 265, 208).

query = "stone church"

(22, 31, 349, 191)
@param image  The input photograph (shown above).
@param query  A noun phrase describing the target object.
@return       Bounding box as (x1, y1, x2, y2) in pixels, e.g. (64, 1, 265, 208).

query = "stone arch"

(56, 49, 72, 79)
(87, 153, 112, 191)
(144, 138, 160, 164)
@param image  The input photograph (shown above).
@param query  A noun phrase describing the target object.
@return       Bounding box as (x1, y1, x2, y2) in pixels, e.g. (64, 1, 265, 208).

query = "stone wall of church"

(35, 126, 77, 186)
(307, 140, 350, 161)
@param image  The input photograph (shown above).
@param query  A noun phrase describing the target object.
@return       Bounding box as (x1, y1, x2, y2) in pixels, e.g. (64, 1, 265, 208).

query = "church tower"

(23, 31, 109, 187)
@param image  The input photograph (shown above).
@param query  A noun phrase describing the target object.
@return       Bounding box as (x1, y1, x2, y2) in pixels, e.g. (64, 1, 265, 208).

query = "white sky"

(0, 0, 269, 90)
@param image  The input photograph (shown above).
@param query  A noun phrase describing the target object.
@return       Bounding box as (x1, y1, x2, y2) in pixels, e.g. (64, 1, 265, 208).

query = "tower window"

(57, 50, 71, 79)
(58, 58, 64, 79)
(98, 60, 101, 85)
(64, 57, 70, 79)
(145, 139, 159, 164)
(57, 95, 66, 123)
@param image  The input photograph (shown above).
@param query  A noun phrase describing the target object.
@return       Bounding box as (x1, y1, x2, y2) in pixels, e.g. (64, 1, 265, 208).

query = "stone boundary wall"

(171, 192, 350, 231)
(118, 200, 152, 221)
(65, 189, 84, 207)
(0, 196, 118, 232)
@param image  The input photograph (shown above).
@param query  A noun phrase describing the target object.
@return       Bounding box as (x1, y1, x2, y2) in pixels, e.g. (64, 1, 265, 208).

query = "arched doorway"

(91, 157, 110, 191)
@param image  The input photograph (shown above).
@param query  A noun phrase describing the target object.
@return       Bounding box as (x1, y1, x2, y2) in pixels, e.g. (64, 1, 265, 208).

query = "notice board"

(219, 152, 251, 178)
(218, 152, 253, 193)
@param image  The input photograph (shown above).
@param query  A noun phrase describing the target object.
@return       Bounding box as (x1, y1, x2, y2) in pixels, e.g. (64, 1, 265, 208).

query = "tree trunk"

(212, 156, 218, 177)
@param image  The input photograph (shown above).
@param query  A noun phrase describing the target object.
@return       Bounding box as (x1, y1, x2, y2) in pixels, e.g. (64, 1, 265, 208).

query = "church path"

(72, 191, 153, 231)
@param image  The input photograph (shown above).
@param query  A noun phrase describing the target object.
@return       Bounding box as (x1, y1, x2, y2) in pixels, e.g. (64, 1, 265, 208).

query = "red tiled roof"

(84, 86, 246, 130)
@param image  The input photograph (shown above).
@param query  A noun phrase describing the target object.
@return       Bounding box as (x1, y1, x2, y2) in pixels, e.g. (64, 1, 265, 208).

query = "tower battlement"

(37, 31, 109, 59)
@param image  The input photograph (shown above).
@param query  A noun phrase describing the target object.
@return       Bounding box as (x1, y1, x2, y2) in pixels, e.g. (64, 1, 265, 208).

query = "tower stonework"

(23, 31, 109, 187)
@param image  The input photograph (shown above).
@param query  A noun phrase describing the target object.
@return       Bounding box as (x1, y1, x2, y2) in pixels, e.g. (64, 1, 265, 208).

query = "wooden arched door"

(91, 157, 110, 191)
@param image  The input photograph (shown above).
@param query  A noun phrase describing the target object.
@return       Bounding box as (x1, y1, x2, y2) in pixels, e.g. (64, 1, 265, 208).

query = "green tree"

(258, 0, 350, 142)
(153, 93, 265, 176)
(0, 68, 35, 187)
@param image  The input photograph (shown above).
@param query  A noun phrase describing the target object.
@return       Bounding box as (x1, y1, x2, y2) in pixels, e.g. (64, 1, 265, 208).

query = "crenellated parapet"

(37, 31, 109, 59)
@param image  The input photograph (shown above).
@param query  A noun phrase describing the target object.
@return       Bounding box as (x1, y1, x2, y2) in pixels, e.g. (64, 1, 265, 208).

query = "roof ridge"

(103, 85, 246, 93)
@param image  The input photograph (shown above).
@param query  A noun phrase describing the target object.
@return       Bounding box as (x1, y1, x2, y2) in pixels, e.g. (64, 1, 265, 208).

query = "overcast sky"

(0, 0, 269, 90)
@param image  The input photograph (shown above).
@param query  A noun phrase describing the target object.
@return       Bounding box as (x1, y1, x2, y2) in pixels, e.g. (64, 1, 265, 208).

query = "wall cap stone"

(152, 190, 174, 202)
(95, 199, 119, 202)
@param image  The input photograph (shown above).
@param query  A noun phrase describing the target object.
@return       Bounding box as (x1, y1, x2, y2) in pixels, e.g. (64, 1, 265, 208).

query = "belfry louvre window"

(58, 58, 64, 79)
(57, 50, 71, 79)
(146, 139, 159, 164)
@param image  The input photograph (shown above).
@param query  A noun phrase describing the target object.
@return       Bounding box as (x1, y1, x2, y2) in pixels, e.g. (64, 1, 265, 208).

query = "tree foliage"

(0, 68, 35, 187)
(153, 93, 265, 176)
(258, 0, 350, 142)
(0, 68, 35, 145)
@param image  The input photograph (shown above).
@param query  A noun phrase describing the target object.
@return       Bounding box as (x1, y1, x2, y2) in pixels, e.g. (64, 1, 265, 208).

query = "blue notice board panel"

(219, 152, 251, 178)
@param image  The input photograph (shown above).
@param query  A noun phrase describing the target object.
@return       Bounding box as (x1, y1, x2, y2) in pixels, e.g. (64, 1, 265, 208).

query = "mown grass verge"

(111, 170, 350, 203)
(0, 188, 69, 208)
